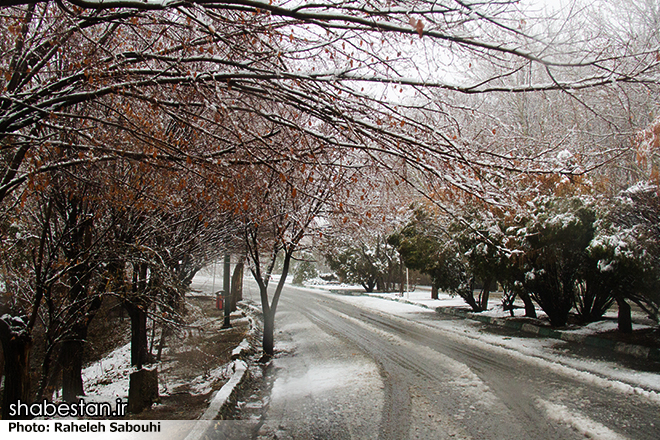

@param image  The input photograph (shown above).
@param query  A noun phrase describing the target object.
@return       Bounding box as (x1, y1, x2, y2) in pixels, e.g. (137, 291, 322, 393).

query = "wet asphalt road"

(238, 285, 660, 440)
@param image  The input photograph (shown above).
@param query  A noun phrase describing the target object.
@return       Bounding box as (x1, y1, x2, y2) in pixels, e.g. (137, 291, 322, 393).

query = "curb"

(352, 292, 660, 362)
(183, 302, 259, 440)
(359, 292, 432, 310)
(183, 360, 249, 440)
(435, 306, 660, 362)
(201, 360, 249, 421)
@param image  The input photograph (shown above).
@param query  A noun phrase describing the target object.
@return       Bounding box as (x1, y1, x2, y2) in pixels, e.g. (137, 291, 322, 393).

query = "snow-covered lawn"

(81, 332, 237, 410)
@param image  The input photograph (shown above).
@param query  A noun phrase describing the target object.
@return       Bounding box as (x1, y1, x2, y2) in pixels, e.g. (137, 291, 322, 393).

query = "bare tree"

(228, 132, 350, 357)
(2, 1, 657, 206)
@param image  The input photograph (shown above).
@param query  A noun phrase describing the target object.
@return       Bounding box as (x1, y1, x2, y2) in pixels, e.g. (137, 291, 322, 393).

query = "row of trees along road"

(1, 0, 659, 419)
(389, 183, 660, 331)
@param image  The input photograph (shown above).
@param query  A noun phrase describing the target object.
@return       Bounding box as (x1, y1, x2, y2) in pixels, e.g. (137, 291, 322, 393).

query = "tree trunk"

(519, 290, 537, 318)
(60, 295, 101, 402)
(463, 293, 483, 312)
(222, 254, 232, 328)
(479, 278, 492, 310)
(36, 352, 50, 401)
(0, 343, 4, 390)
(258, 250, 294, 360)
(615, 294, 633, 334)
(262, 311, 275, 358)
(362, 278, 376, 292)
(222, 290, 233, 329)
(462, 278, 483, 312)
(124, 299, 157, 414)
(0, 328, 32, 420)
(125, 302, 151, 368)
(431, 284, 439, 300)
(156, 326, 169, 362)
(60, 337, 85, 402)
(231, 261, 244, 311)
(128, 367, 159, 413)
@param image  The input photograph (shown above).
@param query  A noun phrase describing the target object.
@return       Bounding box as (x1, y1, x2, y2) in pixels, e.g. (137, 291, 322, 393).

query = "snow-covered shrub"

(292, 259, 318, 286)
(389, 208, 482, 311)
(324, 234, 400, 292)
(600, 184, 660, 324)
(522, 196, 596, 327)
(451, 207, 511, 311)
(586, 218, 651, 329)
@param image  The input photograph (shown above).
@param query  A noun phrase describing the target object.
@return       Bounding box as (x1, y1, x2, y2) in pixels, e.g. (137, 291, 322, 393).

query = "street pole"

(211, 259, 216, 295)
(406, 267, 409, 299)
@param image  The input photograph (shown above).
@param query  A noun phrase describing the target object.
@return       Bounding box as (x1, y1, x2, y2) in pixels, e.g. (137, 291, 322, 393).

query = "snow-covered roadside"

(311, 282, 657, 339)
(315, 284, 655, 329)
(182, 359, 249, 440)
(363, 288, 660, 362)
(82, 328, 233, 405)
(82, 342, 132, 404)
(293, 283, 660, 397)
(79, 300, 258, 418)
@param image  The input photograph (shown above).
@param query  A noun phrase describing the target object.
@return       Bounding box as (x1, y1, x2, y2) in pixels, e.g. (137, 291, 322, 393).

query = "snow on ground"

(311, 282, 652, 323)
(188, 268, 221, 297)
(80, 292, 249, 407)
(312, 283, 655, 329)
(294, 282, 660, 399)
(80, 274, 658, 419)
(82, 342, 132, 402)
(361, 287, 469, 310)
(81, 345, 211, 404)
(271, 304, 381, 399)
(326, 303, 502, 410)
(537, 399, 627, 440)
(80, 335, 237, 411)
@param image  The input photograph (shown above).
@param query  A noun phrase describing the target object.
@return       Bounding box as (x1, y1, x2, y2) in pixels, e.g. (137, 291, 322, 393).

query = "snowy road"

(255, 285, 660, 440)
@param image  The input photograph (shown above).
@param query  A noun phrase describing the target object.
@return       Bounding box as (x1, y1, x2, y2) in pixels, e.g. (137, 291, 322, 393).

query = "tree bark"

(431, 284, 439, 300)
(463, 293, 483, 312)
(124, 262, 152, 369)
(36, 327, 58, 401)
(0, 322, 32, 420)
(60, 338, 85, 402)
(231, 261, 244, 311)
(60, 295, 102, 402)
(156, 326, 169, 362)
(615, 294, 633, 334)
(222, 254, 232, 328)
(462, 278, 483, 312)
(259, 250, 294, 360)
(519, 290, 537, 318)
(362, 278, 376, 292)
(479, 278, 492, 311)
(128, 367, 159, 413)
(262, 311, 275, 358)
(125, 302, 151, 368)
